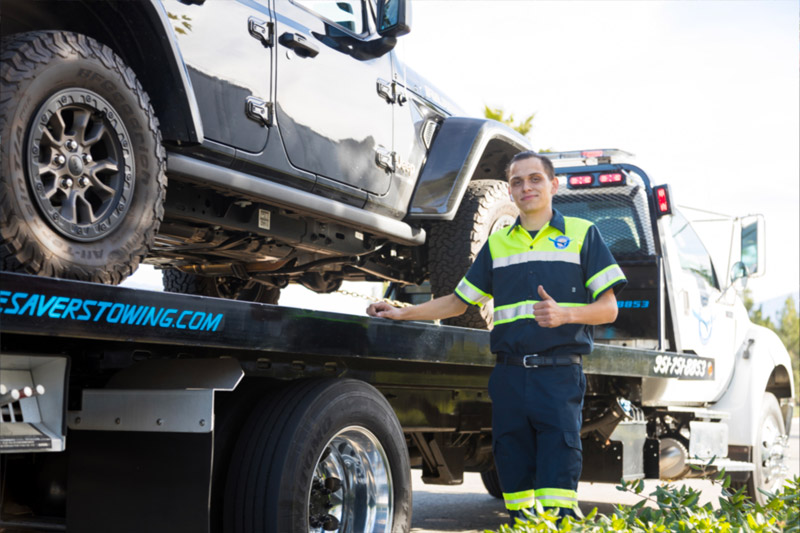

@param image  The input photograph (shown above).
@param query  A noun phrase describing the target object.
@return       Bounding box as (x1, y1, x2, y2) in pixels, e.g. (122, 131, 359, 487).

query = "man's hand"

(367, 301, 404, 320)
(533, 285, 569, 328)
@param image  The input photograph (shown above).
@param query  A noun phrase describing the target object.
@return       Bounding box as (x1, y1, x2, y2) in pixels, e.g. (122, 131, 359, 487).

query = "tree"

(484, 105, 535, 137)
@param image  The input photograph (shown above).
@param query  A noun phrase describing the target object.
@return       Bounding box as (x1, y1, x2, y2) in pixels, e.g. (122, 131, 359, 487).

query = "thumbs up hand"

(533, 285, 569, 328)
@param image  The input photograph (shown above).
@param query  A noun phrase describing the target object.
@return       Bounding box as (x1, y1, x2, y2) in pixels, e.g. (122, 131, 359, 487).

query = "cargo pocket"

(561, 431, 583, 487)
(563, 431, 582, 452)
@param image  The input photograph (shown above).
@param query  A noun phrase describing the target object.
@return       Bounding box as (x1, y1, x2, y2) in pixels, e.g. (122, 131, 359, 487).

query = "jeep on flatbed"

(1, 0, 527, 329)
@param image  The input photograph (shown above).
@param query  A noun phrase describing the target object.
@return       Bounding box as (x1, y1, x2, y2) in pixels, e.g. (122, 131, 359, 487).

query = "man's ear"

(551, 176, 559, 195)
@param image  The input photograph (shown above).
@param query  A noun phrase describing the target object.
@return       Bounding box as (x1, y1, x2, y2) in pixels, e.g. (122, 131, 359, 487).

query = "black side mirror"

(377, 0, 411, 37)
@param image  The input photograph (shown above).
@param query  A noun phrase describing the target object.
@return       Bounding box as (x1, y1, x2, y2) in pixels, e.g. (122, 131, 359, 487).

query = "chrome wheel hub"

(308, 426, 393, 533)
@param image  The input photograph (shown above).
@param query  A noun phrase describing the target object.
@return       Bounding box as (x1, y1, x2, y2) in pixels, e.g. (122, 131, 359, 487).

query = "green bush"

(489, 474, 799, 532)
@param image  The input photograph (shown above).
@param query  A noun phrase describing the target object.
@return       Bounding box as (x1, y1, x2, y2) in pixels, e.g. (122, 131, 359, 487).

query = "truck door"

(163, 0, 272, 154)
(274, 1, 394, 196)
(660, 209, 737, 402)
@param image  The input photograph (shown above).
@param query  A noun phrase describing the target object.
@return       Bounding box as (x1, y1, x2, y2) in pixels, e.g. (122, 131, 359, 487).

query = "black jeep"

(0, 0, 529, 328)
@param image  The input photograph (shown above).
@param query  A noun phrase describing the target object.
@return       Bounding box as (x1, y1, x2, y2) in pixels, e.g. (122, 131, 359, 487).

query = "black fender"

(406, 117, 531, 220)
(1, 0, 203, 143)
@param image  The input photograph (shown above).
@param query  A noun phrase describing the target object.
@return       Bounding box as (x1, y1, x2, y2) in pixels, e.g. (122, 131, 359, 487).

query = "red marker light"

(568, 175, 593, 187)
(598, 173, 624, 184)
(653, 184, 672, 216)
(581, 150, 604, 158)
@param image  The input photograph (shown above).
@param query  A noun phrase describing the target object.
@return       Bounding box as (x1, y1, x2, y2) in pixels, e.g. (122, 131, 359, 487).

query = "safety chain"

(335, 288, 413, 308)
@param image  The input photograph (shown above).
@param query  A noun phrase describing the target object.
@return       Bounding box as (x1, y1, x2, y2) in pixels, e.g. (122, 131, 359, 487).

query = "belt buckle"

(522, 354, 539, 368)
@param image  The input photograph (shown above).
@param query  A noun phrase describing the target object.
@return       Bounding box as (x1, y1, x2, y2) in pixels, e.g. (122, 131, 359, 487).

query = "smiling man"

(368, 150, 626, 521)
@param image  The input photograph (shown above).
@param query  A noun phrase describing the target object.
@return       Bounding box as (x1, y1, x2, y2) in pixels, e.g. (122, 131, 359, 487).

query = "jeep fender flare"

(1, 0, 203, 143)
(711, 325, 795, 446)
(406, 117, 531, 220)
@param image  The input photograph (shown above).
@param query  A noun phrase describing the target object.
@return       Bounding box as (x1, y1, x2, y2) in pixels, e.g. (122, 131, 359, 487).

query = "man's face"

(507, 157, 559, 214)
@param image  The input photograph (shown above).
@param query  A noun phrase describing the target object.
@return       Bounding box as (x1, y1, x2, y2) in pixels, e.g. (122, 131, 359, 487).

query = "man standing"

(367, 151, 626, 520)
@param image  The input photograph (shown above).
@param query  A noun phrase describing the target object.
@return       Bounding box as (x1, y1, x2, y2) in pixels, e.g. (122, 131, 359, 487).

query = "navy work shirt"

(455, 209, 626, 356)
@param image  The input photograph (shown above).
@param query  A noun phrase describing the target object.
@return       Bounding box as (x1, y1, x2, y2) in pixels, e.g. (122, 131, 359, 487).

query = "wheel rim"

(757, 413, 789, 494)
(490, 213, 516, 234)
(308, 426, 393, 533)
(26, 88, 134, 242)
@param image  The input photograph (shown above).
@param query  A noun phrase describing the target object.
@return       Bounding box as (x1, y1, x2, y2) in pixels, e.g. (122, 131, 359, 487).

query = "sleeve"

(454, 241, 493, 307)
(581, 225, 627, 300)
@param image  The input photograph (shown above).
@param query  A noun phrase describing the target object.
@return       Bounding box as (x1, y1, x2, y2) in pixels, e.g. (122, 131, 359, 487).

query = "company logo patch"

(549, 236, 571, 249)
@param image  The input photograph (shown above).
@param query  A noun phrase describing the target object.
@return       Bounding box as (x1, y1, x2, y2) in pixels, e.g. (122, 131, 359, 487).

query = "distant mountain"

(756, 291, 800, 323)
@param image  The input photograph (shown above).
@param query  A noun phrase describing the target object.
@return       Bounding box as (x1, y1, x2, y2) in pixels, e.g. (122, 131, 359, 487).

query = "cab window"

(670, 210, 719, 290)
(294, 1, 368, 34)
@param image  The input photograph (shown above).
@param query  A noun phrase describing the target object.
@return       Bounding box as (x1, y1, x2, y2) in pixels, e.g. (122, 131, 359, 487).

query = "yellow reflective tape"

(534, 488, 577, 509)
(455, 278, 491, 307)
(585, 265, 625, 295)
(493, 250, 581, 269)
(503, 489, 536, 511)
(493, 301, 587, 326)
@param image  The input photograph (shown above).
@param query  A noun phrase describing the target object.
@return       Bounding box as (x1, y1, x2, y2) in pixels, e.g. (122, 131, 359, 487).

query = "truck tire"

(428, 180, 517, 329)
(731, 392, 789, 505)
(0, 31, 165, 284)
(480, 463, 503, 499)
(224, 379, 411, 533)
(162, 269, 280, 305)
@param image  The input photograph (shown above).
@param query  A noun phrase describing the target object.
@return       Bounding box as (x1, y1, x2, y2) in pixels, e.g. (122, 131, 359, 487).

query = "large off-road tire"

(0, 31, 166, 284)
(162, 269, 280, 305)
(428, 180, 517, 329)
(731, 392, 790, 504)
(480, 462, 503, 499)
(224, 379, 411, 533)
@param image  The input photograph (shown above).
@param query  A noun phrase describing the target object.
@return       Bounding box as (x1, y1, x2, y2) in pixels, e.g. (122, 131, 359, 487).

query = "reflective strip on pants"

(502, 489, 536, 511)
(535, 487, 578, 509)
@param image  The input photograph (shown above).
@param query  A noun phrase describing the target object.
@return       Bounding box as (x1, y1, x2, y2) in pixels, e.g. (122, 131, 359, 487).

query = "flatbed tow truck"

(0, 150, 794, 533)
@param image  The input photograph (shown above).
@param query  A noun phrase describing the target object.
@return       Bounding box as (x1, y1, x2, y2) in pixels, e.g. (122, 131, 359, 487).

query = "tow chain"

(334, 288, 413, 308)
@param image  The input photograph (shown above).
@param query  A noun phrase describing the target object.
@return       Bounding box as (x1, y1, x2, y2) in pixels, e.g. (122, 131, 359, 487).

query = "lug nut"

(78, 177, 89, 187)
(54, 154, 66, 166)
(66, 140, 78, 151)
(61, 178, 74, 188)
(82, 153, 93, 164)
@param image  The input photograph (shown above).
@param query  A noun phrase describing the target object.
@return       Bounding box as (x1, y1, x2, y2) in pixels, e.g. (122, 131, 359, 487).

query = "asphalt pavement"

(410, 417, 800, 533)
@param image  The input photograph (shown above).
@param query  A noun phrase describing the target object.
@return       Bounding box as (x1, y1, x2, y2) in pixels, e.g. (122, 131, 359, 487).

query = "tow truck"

(0, 149, 793, 532)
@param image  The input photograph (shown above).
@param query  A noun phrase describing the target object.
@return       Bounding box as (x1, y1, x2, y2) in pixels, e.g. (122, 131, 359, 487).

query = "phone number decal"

(652, 354, 714, 380)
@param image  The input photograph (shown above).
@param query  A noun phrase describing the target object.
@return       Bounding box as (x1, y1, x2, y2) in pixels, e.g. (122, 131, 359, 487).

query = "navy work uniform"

(454, 209, 626, 517)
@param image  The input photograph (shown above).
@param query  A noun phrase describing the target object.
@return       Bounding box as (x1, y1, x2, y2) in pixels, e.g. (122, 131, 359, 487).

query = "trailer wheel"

(0, 31, 165, 284)
(162, 269, 280, 304)
(224, 379, 411, 533)
(428, 180, 517, 329)
(731, 392, 789, 505)
(480, 463, 503, 499)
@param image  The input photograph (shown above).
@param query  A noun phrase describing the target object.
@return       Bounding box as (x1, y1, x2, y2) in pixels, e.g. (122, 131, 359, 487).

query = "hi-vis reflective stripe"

(493, 300, 587, 325)
(534, 487, 578, 509)
(455, 278, 492, 307)
(502, 489, 536, 511)
(585, 264, 626, 299)
(493, 250, 580, 270)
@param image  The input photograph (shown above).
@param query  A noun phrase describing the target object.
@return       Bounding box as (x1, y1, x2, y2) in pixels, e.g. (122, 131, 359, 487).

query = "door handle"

(279, 32, 319, 58)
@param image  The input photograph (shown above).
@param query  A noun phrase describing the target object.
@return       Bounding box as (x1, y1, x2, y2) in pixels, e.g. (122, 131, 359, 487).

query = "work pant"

(488, 361, 586, 519)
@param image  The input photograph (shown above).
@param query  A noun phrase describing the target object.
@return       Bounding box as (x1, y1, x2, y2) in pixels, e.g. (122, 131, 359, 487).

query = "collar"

(507, 208, 566, 236)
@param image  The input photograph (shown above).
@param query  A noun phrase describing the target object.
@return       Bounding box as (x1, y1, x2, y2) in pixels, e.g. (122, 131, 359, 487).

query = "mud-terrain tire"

(480, 462, 503, 499)
(730, 392, 790, 505)
(428, 180, 517, 329)
(162, 269, 280, 305)
(0, 31, 165, 284)
(224, 379, 411, 533)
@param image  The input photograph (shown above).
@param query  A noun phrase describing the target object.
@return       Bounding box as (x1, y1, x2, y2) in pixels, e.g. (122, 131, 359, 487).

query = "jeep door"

(163, 0, 272, 154)
(275, 1, 393, 197)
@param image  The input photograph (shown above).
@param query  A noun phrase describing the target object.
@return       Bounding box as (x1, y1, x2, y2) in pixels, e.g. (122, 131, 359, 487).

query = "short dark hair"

(505, 151, 555, 181)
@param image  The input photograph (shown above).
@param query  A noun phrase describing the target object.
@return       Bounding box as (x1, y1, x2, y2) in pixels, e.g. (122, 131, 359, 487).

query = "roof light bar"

(543, 148, 634, 167)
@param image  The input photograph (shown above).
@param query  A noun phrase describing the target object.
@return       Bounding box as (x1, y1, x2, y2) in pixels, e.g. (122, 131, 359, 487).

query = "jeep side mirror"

(377, 0, 411, 37)
(740, 214, 765, 278)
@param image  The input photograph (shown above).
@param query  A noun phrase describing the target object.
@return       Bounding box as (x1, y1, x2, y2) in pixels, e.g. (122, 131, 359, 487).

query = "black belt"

(496, 353, 582, 368)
